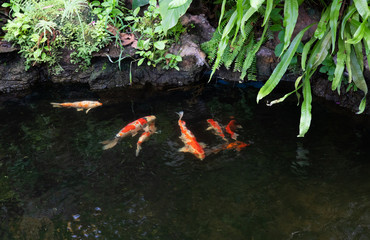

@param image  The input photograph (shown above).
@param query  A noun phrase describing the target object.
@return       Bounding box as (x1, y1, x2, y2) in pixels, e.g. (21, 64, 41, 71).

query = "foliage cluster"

(255, 0, 370, 136)
(2, 0, 111, 73)
(196, 0, 370, 137)
(124, 0, 184, 70)
(2, 0, 185, 73)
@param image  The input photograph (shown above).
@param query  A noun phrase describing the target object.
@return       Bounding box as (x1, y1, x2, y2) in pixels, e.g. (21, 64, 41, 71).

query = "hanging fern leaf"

(247, 57, 257, 81)
(234, 34, 254, 72)
(201, 27, 223, 63)
(240, 23, 268, 80)
(224, 36, 244, 69)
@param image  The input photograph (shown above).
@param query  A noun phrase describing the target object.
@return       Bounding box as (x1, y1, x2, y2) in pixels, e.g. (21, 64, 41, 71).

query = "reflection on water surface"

(1, 82, 370, 239)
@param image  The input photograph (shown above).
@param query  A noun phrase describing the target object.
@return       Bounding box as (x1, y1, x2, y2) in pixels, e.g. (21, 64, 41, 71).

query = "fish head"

(145, 115, 156, 123)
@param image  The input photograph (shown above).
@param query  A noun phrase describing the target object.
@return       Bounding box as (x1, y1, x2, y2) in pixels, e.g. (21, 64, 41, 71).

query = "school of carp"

(51, 100, 250, 160)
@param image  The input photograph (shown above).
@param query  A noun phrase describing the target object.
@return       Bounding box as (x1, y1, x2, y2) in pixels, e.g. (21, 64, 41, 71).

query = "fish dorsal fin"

(179, 146, 189, 152)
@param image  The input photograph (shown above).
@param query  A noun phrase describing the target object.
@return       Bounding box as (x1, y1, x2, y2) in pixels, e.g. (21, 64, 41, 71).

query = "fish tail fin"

(50, 102, 62, 108)
(232, 132, 239, 140)
(101, 138, 119, 150)
(206, 126, 212, 131)
(135, 145, 142, 157)
(176, 111, 184, 120)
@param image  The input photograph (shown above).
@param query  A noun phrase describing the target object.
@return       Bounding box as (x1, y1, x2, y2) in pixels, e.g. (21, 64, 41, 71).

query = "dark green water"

(1, 82, 370, 240)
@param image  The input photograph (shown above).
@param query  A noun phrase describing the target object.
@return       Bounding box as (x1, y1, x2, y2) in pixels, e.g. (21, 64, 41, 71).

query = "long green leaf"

(350, 48, 368, 114)
(363, 21, 370, 54)
(329, 0, 342, 52)
(310, 30, 332, 69)
(301, 37, 316, 71)
(340, 5, 356, 39)
(346, 18, 368, 44)
(221, 11, 238, 39)
(353, 0, 370, 19)
(218, 0, 227, 27)
(262, 0, 273, 27)
(282, 0, 299, 55)
(297, 74, 312, 137)
(315, 7, 330, 39)
(345, 43, 352, 83)
(349, 17, 365, 71)
(251, 0, 265, 9)
(231, 0, 245, 46)
(257, 24, 313, 103)
(332, 37, 345, 92)
(350, 48, 368, 94)
(240, 7, 258, 39)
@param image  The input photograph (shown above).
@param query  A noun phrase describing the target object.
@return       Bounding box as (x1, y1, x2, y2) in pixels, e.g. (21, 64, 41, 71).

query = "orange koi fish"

(206, 119, 227, 142)
(177, 111, 206, 160)
(225, 119, 242, 140)
(209, 140, 250, 154)
(50, 100, 102, 114)
(225, 140, 250, 151)
(101, 115, 156, 150)
(136, 122, 156, 157)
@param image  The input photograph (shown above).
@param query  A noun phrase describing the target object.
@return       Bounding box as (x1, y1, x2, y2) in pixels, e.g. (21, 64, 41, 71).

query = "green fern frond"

(247, 57, 257, 81)
(201, 29, 222, 63)
(234, 34, 254, 72)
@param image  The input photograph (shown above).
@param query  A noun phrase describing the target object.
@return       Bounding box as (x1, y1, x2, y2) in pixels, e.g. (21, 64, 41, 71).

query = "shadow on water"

(1, 81, 370, 239)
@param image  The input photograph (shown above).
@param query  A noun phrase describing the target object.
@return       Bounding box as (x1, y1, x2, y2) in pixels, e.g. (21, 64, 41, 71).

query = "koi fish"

(209, 140, 250, 154)
(225, 119, 242, 140)
(136, 122, 156, 157)
(101, 115, 156, 150)
(225, 140, 250, 151)
(177, 111, 206, 160)
(50, 100, 102, 114)
(206, 119, 227, 142)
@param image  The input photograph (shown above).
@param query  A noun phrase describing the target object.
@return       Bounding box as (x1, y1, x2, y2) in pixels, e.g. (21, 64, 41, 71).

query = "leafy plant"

(202, 0, 278, 82)
(124, 0, 184, 69)
(257, 0, 370, 137)
(158, 0, 192, 35)
(2, 0, 110, 72)
(319, 56, 336, 81)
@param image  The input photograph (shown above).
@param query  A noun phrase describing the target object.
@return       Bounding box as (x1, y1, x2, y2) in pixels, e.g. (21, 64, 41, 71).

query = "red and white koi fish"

(101, 115, 156, 150)
(225, 119, 242, 140)
(206, 119, 227, 142)
(177, 111, 206, 160)
(136, 122, 156, 157)
(50, 100, 102, 114)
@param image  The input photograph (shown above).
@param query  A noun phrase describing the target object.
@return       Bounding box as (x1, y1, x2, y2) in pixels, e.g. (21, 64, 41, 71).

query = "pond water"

(1, 81, 370, 240)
